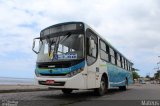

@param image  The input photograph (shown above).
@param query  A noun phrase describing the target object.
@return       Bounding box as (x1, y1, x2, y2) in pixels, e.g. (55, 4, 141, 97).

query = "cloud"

(0, 0, 160, 77)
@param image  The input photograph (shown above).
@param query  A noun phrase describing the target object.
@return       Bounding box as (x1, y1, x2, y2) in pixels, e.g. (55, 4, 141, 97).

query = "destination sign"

(41, 23, 83, 36)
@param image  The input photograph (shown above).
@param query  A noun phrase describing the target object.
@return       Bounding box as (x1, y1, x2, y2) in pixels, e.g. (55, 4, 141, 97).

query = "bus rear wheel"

(119, 86, 126, 91)
(94, 77, 107, 96)
(61, 89, 73, 94)
(119, 79, 128, 91)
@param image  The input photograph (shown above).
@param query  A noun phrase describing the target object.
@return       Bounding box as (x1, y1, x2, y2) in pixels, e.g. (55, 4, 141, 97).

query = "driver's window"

(86, 29, 98, 66)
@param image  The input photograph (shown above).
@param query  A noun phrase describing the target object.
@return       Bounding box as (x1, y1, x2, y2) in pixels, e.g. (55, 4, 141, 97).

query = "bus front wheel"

(94, 77, 107, 96)
(61, 89, 73, 94)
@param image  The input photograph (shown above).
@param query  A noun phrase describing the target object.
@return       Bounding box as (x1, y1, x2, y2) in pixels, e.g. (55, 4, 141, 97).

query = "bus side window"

(120, 56, 123, 68)
(115, 52, 117, 65)
(127, 61, 129, 70)
(126, 61, 128, 70)
(128, 63, 130, 71)
(116, 53, 121, 67)
(109, 48, 115, 64)
(130, 63, 132, 71)
(128, 63, 131, 71)
(123, 58, 125, 69)
(125, 60, 128, 70)
(100, 40, 109, 62)
(86, 29, 98, 66)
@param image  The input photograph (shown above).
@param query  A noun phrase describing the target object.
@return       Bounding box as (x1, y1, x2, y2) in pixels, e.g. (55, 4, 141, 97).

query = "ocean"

(0, 77, 34, 85)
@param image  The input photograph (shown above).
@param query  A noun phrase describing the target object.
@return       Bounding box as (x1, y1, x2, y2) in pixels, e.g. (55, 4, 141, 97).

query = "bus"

(32, 22, 133, 96)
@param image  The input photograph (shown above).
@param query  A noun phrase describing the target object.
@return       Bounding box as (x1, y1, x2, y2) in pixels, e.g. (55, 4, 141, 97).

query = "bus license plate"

(46, 80, 55, 84)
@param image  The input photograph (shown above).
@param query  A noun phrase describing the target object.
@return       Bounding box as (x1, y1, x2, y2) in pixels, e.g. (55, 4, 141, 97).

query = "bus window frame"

(86, 28, 98, 66)
(109, 47, 116, 65)
(116, 53, 121, 67)
(99, 39, 109, 62)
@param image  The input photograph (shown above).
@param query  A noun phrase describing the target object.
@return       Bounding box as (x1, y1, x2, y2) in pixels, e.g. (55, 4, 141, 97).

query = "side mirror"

(32, 38, 42, 54)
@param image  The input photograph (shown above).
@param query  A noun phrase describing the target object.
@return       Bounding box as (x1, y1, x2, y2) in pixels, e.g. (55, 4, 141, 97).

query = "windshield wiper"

(59, 32, 71, 43)
(53, 36, 60, 55)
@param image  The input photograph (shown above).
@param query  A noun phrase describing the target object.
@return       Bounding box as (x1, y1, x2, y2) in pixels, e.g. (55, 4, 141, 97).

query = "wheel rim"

(100, 79, 105, 92)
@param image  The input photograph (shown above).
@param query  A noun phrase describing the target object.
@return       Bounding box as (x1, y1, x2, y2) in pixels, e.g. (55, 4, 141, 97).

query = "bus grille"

(39, 73, 67, 76)
(39, 81, 65, 86)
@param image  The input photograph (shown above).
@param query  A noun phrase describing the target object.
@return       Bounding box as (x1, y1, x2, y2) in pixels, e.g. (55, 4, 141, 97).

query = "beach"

(0, 77, 49, 93)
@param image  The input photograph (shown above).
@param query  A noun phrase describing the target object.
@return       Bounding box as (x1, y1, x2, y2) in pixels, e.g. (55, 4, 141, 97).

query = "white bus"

(32, 22, 133, 96)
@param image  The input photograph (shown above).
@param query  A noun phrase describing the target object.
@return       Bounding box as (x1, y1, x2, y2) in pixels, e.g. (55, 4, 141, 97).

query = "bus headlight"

(67, 68, 84, 77)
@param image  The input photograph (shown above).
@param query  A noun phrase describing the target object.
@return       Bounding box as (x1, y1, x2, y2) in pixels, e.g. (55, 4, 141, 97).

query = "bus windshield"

(37, 33, 84, 62)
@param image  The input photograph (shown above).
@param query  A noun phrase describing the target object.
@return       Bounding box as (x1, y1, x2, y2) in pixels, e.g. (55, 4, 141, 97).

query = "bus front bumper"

(35, 73, 87, 89)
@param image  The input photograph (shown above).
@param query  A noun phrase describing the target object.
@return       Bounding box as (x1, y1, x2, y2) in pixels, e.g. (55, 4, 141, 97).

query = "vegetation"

(145, 75, 150, 78)
(154, 71, 160, 79)
(132, 71, 140, 79)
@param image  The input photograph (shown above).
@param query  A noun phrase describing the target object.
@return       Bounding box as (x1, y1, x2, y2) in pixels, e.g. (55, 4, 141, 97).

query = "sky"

(0, 0, 160, 78)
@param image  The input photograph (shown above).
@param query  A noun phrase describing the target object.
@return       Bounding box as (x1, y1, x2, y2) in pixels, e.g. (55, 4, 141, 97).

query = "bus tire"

(94, 76, 107, 96)
(61, 89, 73, 94)
(119, 79, 128, 91)
(119, 86, 126, 91)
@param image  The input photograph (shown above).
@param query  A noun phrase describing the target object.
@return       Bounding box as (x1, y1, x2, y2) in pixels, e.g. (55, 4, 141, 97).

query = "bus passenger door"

(87, 61, 99, 88)
(86, 29, 98, 89)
